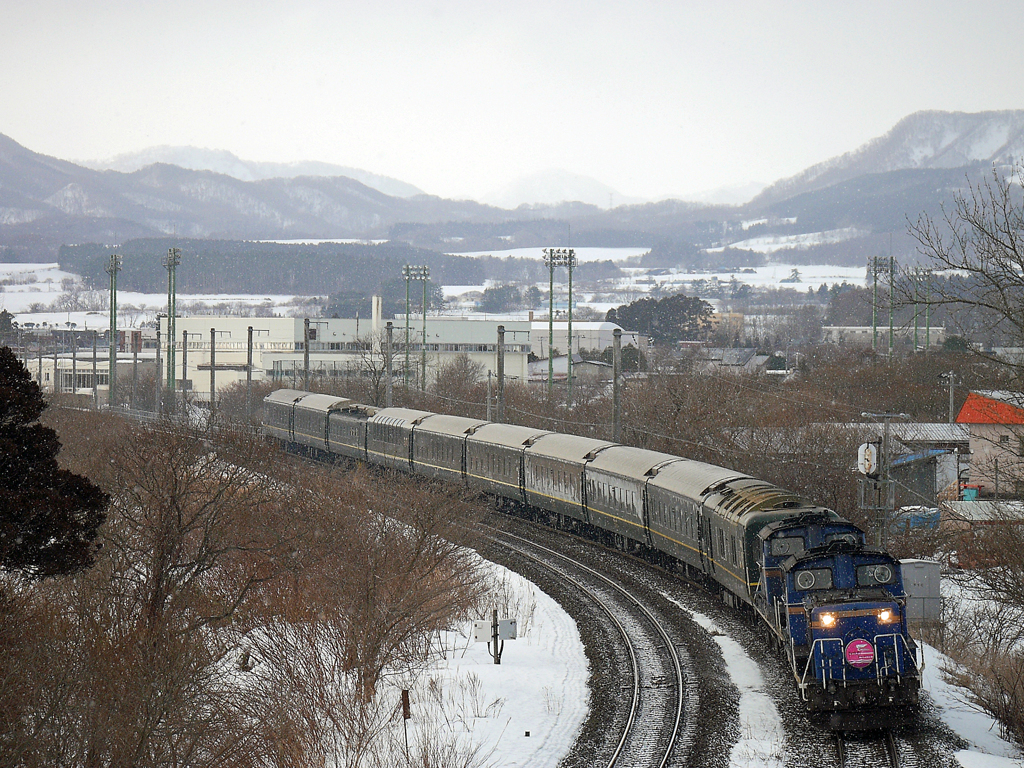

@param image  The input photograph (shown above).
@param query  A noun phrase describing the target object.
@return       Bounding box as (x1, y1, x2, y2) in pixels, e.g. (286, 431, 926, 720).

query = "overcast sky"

(3, 0, 1022, 202)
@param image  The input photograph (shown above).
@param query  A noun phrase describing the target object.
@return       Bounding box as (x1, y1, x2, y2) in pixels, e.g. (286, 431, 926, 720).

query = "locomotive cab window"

(856, 563, 896, 586)
(793, 568, 833, 591)
(770, 537, 805, 558)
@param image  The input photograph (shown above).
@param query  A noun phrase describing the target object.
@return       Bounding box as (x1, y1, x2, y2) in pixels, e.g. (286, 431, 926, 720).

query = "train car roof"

(414, 413, 490, 437)
(647, 459, 749, 501)
(368, 407, 437, 427)
(264, 388, 309, 406)
(465, 422, 554, 448)
(526, 433, 616, 462)
(294, 393, 355, 413)
(704, 477, 814, 523)
(585, 445, 683, 481)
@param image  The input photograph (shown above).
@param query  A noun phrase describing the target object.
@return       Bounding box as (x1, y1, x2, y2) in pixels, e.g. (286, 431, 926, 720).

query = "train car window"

(826, 532, 859, 546)
(793, 568, 833, 591)
(730, 535, 737, 564)
(769, 537, 805, 557)
(856, 564, 895, 586)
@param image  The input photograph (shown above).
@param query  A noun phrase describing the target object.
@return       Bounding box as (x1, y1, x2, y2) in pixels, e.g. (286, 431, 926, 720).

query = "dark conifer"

(0, 346, 107, 577)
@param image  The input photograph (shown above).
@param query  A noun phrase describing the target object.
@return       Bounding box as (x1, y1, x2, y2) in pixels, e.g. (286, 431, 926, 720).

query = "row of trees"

(0, 350, 496, 766)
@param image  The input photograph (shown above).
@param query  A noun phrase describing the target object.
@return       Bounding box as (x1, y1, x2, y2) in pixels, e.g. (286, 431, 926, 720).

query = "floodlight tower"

(163, 248, 182, 400)
(402, 265, 429, 390)
(105, 254, 122, 406)
(543, 248, 576, 397)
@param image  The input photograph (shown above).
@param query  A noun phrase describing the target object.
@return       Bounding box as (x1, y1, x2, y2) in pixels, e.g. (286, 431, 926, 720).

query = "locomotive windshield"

(793, 568, 833, 591)
(856, 563, 896, 586)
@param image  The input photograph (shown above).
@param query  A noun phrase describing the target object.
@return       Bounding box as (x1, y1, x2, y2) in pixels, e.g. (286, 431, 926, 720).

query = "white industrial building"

(161, 315, 533, 403)
(530, 321, 644, 359)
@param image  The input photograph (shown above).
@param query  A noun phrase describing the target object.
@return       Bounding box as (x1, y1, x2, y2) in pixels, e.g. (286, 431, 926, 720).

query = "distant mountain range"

(81, 146, 425, 199)
(1, 110, 1022, 265)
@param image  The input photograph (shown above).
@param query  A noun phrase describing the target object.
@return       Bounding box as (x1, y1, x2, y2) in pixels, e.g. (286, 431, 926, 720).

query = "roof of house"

(956, 391, 1024, 425)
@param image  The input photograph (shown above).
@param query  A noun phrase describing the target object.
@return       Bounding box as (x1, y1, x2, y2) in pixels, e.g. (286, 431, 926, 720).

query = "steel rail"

(491, 526, 685, 768)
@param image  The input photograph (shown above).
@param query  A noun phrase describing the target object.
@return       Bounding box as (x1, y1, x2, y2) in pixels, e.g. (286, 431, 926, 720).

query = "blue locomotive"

(263, 389, 921, 723)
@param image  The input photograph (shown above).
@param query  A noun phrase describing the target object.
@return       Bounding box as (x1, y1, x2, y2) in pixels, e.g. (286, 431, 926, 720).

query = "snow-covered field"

(450, 246, 653, 263)
(0, 259, 871, 333)
(395, 563, 589, 767)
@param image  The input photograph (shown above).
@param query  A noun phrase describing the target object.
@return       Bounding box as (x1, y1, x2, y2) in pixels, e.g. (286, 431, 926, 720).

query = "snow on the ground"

(919, 642, 1021, 766)
(660, 591, 784, 768)
(448, 246, 652, 263)
(401, 562, 589, 767)
(708, 227, 868, 255)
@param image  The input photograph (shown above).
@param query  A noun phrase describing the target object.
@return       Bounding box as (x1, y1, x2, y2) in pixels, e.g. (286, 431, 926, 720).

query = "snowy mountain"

(755, 109, 1024, 205)
(481, 169, 646, 210)
(81, 146, 425, 199)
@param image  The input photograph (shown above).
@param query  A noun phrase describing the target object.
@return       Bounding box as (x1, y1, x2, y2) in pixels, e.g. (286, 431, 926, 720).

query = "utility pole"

(210, 327, 216, 415)
(131, 331, 139, 410)
(385, 321, 393, 408)
(888, 255, 896, 361)
(106, 254, 122, 405)
(860, 412, 905, 549)
(91, 330, 98, 409)
(182, 329, 190, 396)
(613, 328, 622, 442)
(422, 269, 428, 391)
(246, 327, 269, 421)
(155, 317, 163, 415)
(941, 371, 958, 423)
(304, 318, 310, 391)
(497, 325, 505, 423)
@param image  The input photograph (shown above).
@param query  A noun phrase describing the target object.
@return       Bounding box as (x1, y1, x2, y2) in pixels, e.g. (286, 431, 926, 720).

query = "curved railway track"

(488, 525, 691, 768)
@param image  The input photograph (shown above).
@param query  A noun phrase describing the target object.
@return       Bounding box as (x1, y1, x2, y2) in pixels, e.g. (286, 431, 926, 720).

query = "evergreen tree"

(606, 293, 713, 343)
(0, 346, 107, 578)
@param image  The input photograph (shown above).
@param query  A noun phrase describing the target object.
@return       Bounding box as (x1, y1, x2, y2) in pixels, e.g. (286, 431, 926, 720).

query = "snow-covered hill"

(756, 109, 1024, 205)
(481, 168, 646, 210)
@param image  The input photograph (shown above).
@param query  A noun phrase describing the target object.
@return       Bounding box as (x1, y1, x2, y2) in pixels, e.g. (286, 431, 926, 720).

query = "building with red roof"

(956, 391, 1024, 498)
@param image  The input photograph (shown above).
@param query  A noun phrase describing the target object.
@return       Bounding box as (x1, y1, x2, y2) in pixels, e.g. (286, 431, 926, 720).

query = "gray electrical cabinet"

(900, 558, 942, 622)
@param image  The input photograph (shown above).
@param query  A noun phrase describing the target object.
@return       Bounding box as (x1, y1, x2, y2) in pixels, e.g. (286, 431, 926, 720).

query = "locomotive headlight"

(878, 609, 893, 623)
(820, 613, 836, 628)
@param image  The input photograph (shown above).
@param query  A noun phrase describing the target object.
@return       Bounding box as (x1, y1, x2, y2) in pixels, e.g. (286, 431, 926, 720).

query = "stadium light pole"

(163, 247, 181, 406)
(105, 253, 122, 406)
(403, 265, 429, 390)
(543, 248, 575, 397)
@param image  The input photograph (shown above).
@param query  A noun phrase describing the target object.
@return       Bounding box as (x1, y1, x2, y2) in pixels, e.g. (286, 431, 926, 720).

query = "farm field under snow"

(0, 258, 870, 332)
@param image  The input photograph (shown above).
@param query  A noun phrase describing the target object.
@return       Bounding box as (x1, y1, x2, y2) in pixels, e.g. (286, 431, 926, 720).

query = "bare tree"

(909, 163, 1024, 379)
